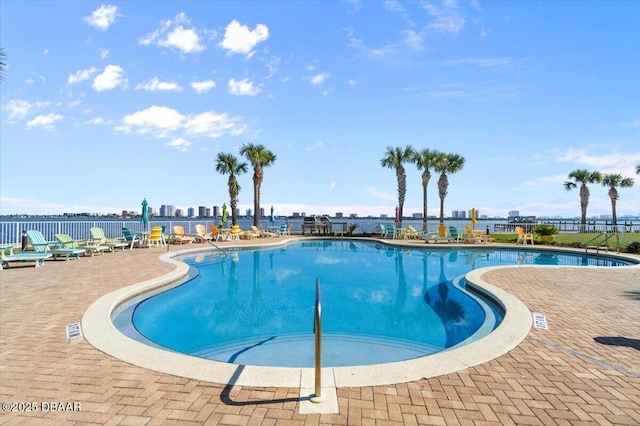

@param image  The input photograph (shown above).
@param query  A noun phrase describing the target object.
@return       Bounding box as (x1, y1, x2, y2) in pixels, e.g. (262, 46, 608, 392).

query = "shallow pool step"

(192, 333, 443, 368)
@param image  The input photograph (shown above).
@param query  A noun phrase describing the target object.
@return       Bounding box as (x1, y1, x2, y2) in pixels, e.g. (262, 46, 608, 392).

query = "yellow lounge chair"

(516, 226, 534, 245)
(172, 226, 194, 244)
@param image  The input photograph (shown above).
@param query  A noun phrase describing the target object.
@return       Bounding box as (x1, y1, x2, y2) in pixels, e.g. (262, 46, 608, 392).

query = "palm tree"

(215, 152, 248, 226)
(636, 164, 640, 175)
(412, 148, 441, 231)
(381, 145, 414, 226)
(601, 173, 634, 226)
(563, 169, 602, 230)
(433, 152, 465, 234)
(239, 143, 277, 227)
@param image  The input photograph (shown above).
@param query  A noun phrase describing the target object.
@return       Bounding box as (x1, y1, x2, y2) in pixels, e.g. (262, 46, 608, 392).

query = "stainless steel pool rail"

(584, 232, 620, 254)
(311, 277, 324, 402)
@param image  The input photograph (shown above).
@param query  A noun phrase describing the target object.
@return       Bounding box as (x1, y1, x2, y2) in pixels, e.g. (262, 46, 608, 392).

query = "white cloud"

(348, 79, 358, 86)
(622, 119, 640, 128)
(115, 105, 247, 149)
(309, 72, 330, 86)
(330, 182, 336, 190)
(68, 67, 98, 85)
(218, 19, 269, 57)
(85, 117, 108, 125)
(92, 65, 127, 91)
(366, 186, 395, 201)
(402, 29, 423, 51)
(306, 141, 324, 151)
(3, 99, 47, 120)
(349, 37, 398, 58)
(552, 148, 640, 174)
(117, 106, 184, 136)
(422, 1, 466, 35)
(384, 0, 405, 12)
(140, 13, 205, 54)
(190, 80, 216, 94)
(228, 78, 261, 96)
(135, 77, 183, 92)
(26, 113, 64, 131)
(83, 5, 119, 30)
(99, 49, 110, 60)
(166, 137, 191, 152)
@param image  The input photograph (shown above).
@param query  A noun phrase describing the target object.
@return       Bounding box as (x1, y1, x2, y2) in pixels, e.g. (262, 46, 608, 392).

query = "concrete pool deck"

(1, 237, 639, 424)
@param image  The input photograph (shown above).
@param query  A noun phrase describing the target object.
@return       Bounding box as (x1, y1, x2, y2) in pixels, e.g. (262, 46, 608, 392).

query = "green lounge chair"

(90, 227, 128, 251)
(1, 245, 52, 269)
(122, 227, 141, 249)
(26, 230, 86, 260)
(55, 233, 108, 256)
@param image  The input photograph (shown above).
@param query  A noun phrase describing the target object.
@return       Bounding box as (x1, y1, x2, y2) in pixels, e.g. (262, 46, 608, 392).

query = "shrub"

(533, 224, 558, 235)
(625, 241, 640, 254)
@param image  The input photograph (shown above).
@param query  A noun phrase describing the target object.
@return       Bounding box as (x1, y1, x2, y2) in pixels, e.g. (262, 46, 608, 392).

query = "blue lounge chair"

(1, 245, 52, 269)
(26, 230, 86, 260)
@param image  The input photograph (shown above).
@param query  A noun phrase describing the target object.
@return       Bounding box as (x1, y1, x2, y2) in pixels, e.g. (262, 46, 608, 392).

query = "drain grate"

(532, 312, 548, 329)
(531, 337, 640, 378)
(66, 323, 83, 343)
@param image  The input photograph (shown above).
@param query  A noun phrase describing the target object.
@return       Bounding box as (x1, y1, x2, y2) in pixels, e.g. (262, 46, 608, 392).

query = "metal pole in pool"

(310, 277, 325, 403)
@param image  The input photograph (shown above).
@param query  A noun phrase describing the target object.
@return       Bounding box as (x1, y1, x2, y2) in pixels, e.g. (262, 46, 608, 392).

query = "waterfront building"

(213, 206, 220, 218)
(335, 212, 344, 219)
(159, 205, 176, 217)
(187, 207, 195, 218)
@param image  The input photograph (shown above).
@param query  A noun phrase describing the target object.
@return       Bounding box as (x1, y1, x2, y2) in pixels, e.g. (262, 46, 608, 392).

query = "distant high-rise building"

(187, 207, 195, 217)
(246, 208, 252, 217)
(349, 213, 358, 218)
(175, 208, 184, 217)
(213, 206, 220, 218)
(468, 209, 479, 218)
(160, 204, 176, 217)
(260, 207, 265, 217)
(198, 206, 208, 217)
(335, 212, 344, 219)
(412, 213, 423, 219)
(508, 210, 520, 218)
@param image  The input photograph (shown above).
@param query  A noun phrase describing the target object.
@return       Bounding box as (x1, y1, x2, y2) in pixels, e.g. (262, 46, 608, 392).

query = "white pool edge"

(83, 239, 636, 388)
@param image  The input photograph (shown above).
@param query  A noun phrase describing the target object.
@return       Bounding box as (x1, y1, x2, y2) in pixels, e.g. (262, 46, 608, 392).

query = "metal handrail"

(584, 232, 620, 254)
(311, 277, 324, 402)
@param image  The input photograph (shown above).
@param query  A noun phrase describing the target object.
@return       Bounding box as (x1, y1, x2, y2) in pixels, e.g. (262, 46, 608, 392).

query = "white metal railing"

(0, 220, 222, 246)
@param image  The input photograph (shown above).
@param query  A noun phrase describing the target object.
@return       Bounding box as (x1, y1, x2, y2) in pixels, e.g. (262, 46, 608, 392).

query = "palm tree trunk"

(253, 180, 261, 227)
(397, 167, 406, 227)
(422, 171, 430, 231)
(579, 184, 589, 229)
(609, 187, 618, 226)
(438, 174, 448, 224)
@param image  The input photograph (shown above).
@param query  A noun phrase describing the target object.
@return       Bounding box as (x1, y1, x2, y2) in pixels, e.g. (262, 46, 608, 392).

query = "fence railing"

(0, 220, 222, 246)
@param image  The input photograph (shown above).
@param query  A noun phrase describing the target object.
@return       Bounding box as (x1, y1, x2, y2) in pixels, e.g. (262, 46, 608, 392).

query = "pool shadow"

(220, 364, 307, 406)
(594, 336, 640, 351)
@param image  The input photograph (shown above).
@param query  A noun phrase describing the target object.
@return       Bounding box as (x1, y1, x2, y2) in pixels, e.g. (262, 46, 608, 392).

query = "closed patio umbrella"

(269, 205, 275, 223)
(141, 198, 149, 231)
(221, 203, 228, 226)
(471, 208, 477, 229)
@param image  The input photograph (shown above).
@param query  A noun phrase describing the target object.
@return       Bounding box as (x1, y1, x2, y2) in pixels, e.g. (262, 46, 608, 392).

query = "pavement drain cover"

(532, 312, 548, 329)
(66, 323, 84, 343)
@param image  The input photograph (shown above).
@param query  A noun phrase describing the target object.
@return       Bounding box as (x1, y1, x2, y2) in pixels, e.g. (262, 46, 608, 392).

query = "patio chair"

(1, 245, 52, 269)
(172, 226, 194, 244)
(149, 226, 164, 246)
(516, 226, 534, 245)
(122, 227, 141, 249)
(90, 227, 129, 251)
(194, 224, 212, 243)
(209, 225, 222, 241)
(26, 230, 86, 260)
(55, 233, 109, 256)
(251, 225, 274, 238)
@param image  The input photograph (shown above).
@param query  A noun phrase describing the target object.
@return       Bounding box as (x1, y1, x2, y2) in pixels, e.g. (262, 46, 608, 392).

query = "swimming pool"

(116, 240, 631, 368)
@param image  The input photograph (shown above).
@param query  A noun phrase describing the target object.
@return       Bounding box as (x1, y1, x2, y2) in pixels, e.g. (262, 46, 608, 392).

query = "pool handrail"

(311, 277, 324, 402)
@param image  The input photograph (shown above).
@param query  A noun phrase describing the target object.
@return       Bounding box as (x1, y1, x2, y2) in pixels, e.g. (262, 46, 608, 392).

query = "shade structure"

(269, 205, 275, 223)
(141, 198, 149, 230)
(471, 208, 477, 228)
(221, 203, 228, 225)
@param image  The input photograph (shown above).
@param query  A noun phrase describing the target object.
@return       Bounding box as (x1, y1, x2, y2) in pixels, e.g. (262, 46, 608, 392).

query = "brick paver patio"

(1, 239, 639, 425)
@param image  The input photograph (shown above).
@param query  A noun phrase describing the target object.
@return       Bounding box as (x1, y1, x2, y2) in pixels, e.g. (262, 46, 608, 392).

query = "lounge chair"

(251, 225, 274, 238)
(172, 226, 194, 244)
(1, 245, 52, 269)
(27, 230, 87, 260)
(384, 224, 398, 239)
(516, 226, 534, 245)
(403, 225, 425, 239)
(122, 227, 141, 249)
(90, 227, 129, 251)
(55, 233, 109, 256)
(194, 224, 212, 243)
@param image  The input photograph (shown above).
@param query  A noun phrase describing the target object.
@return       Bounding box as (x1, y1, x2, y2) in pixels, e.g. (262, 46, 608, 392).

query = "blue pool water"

(123, 240, 630, 367)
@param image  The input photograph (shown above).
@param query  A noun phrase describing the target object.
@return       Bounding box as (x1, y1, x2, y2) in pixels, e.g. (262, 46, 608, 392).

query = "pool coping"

(81, 237, 638, 388)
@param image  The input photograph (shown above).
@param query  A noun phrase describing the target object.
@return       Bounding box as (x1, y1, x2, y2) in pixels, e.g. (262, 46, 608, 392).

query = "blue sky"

(1, 0, 639, 219)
